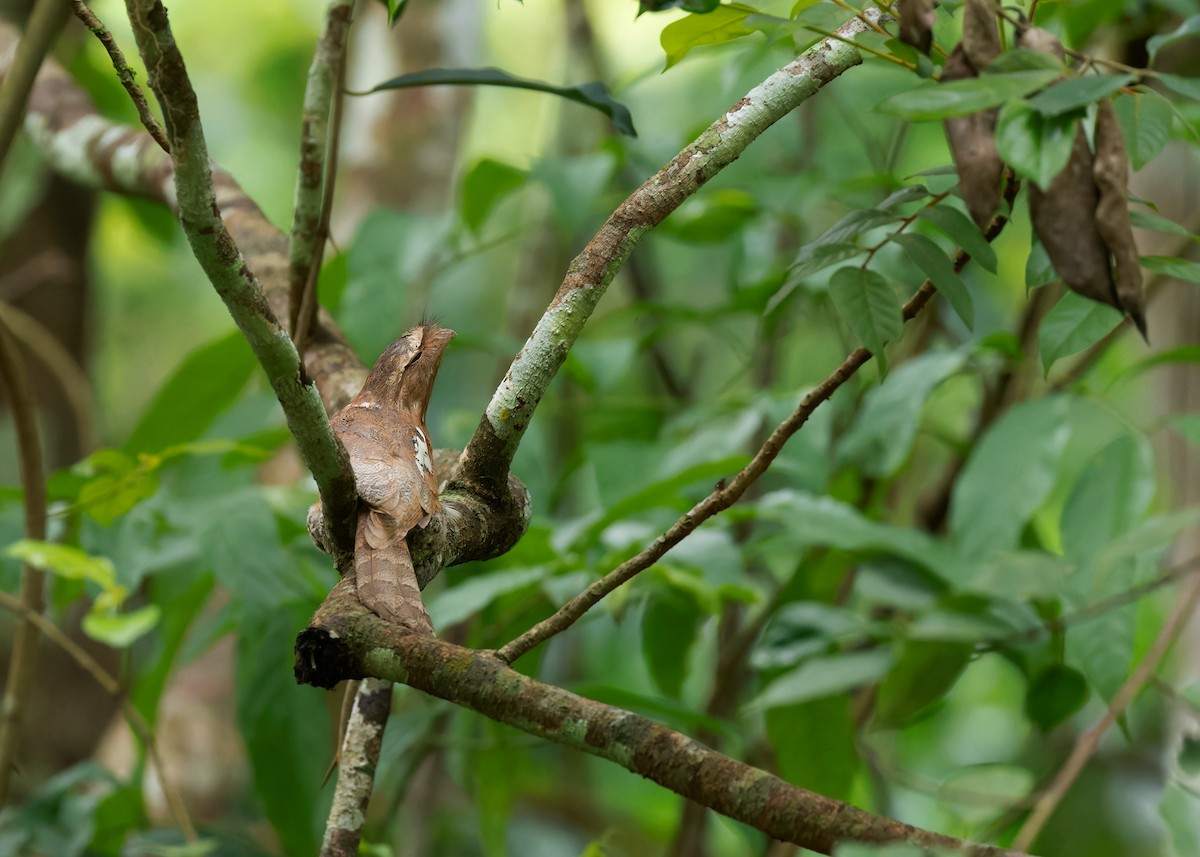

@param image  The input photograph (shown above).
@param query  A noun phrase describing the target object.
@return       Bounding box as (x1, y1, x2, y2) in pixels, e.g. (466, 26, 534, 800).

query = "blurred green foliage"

(3, 0, 1200, 856)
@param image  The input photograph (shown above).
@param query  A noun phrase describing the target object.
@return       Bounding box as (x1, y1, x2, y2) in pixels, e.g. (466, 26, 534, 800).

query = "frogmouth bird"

(330, 323, 455, 632)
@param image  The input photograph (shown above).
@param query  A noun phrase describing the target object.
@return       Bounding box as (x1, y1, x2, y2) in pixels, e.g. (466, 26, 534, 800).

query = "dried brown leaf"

(1018, 26, 1065, 60)
(942, 45, 1002, 228)
(900, 0, 935, 54)
(1029, 125, 1116, 308)
(1093, 98, 1147, 338)
(962, 0, 1000, 71)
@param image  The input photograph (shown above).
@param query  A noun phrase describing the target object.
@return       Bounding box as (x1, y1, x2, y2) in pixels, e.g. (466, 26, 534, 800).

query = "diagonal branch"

(454, 9, 888, 497)
(295, 581, 1027, 857)
(498, 178, 1022, 664)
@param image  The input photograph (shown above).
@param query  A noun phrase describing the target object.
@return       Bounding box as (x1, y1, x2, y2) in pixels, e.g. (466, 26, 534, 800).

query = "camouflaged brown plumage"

(330, 324, 455, 633)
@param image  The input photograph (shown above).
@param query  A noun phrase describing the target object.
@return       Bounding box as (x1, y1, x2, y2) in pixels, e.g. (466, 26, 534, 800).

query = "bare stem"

(70, 1, 169, 152)
(0, 314, 47, 803)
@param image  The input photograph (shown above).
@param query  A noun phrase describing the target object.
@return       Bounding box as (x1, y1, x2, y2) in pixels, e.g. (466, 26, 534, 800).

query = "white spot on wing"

(412, 427, 433, 478)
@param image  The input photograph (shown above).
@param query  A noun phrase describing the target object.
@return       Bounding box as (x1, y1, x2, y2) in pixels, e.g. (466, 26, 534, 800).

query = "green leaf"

(379, 0, 409, 24)
(828, 266, 902, 359)
(427, 567, 545, 629)
(236, 608, 330, 857)
(756, 490, 955, 578)
(1142, 254, 1200, 284)
(1129, 208, 1199, 240)
(917, 205, 998, 273)
(767, 696, 859, 801)
(747, 648, 893, 710)
(814, 208, 901, 246)
(1038, 291, 1124, 374)
(1146, 14, 1200, 59)
(1027, 74, 1132, 116)
(124, 330, 256, 455)
(83, 604, 161, 648)
(661, 3, 764, 68)
(1158, 72, 1200, 103)
(839, 350, 966, 478)
(1025, 664, 1088, 731)
(949, 396, 1071, 557)
(1066, 556, 1138, 701)
(985, 49, 1066, 74)
(891, 232, 974, 328)
(1160, 782, 1200, 857)
(1115, 89, 1174, 170)
(873, 640, 972, 728)
(1026, 236, 1056, 288)
(995, 101, 1078, 189)
(360, 68, 636, 137)
(76, 450, 160, 527)
(460, 159, 526, 234)
(199, 489, 310, 607)
(642, 588, 701, 698)
(875, 70, 1060, 121)
(6, 539, 116, 588)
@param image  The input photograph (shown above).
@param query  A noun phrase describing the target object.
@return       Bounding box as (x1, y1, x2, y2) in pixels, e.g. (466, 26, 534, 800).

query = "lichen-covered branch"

(321, 676, 391, 857)
(294, 583, 1026, 857)
(455, 10, 884, 496)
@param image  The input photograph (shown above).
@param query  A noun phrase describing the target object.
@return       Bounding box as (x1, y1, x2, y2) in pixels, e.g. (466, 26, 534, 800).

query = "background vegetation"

(1, 0, 1200, 855)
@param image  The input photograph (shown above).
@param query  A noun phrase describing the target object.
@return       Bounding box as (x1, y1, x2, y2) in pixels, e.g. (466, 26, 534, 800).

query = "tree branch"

(454, 10, 887, 497)
(294, 581, 1027, 857)
(0, 312, 47, 804)
(498, 178, 1021, 664)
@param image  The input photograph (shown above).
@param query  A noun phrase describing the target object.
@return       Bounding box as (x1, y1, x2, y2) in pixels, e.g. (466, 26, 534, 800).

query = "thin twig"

(0, 313, 47, 804)
(497, 182, 1021, 665)
(0, 0, 70, 174)
(289, 0, 356, 345)
(0, 590, 197, 840)
(70, 1, 169, 152)
(1012, 570, 1200, 851)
